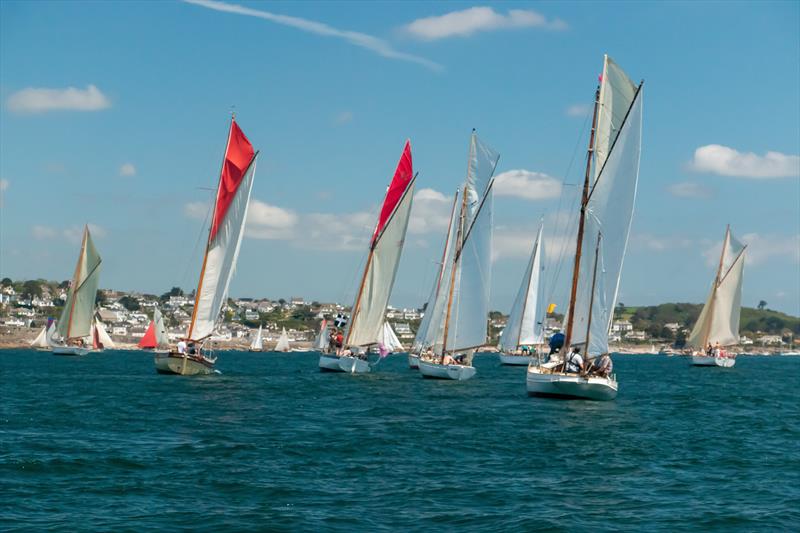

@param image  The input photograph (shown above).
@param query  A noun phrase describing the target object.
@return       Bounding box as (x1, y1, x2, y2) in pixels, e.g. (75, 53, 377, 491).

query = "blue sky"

(1, 1, 798, 315)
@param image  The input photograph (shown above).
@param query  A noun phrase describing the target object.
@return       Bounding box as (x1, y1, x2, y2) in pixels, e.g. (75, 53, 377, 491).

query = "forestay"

(57, 226, 102, 340)
(569, 61, 643, 358)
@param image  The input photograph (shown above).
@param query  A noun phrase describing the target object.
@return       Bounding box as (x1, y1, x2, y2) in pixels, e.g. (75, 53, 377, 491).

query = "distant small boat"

(687, 225, 746, 368)
(274, 327, 291, 352)
(498, 222, 545, 367)
(319, 141, 416, 374)
(31, 319, 56, 351)
(51, 225, 103, 356)
(249, 325, 264, 352)
(139, 307, 169, 351)
(155, 115, 258, 375)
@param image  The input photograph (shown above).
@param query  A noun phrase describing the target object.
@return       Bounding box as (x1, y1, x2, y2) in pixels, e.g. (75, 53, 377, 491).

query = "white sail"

(379, 322, 404, 351)
(594, 54, 638, 184)
(314, 319, 330, 350)
(275, 328, 291, 351)
(498, 224, 545, 351)
(250, 325, 263, 350)
(94, 319, 115, 348)
(189, 158, 257, 341)
(153, 307, 170, 346)
(413, 192, 459, 353)
(56, 226, 102, 340)
(570, 63, 643, 357)
(688, 228, 746, 348)
(346, 182, 415, 347)
(444, 133, 498, 353)
(31, 326, 48, 348)
(421, 191, 461, 353)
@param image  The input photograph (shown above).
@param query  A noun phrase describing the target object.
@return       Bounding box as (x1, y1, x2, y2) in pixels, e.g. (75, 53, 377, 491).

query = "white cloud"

(703, 233, 800, 267)
(566, 104, 590, 117)
(630, 233, 694, 252)
(119, 163, 136, 177)
(494, 169, 561, 200)
(35, 224, 107, 242)
(32, 225, 57, 240)
(403, 6, 566, 41)
(245, 199, 299, 239)
(184, 201, 209, 220)
(335, 111, 353, 125)
(667, 181, 712, 198)
(184, 0, 442, 71)
(689, 144, 800, 179)
(408, 188, 452, 235)
(6, 84, 110, 113)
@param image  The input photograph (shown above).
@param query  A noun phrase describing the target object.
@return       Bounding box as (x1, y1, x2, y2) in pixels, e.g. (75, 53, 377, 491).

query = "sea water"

(1, 350, 798, 531)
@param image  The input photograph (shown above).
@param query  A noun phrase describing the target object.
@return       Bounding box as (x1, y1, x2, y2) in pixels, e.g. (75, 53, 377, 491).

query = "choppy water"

(1, 350, 798, 531)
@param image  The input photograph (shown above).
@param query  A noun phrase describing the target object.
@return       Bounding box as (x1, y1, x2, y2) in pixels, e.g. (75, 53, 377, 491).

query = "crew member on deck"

(566, 347, 584, 374)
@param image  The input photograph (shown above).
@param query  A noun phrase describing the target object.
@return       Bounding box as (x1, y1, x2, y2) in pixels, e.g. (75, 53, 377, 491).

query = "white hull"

(52, 346, 91, 356)
(154, 353, 215, 375)
(408, 353, 420, 369)
(337, 356, 370, 374)
(498, 353, 534, 366)
(526, 367, 617, 401)
(418, 359, 476, 381)
(690, 355, 735, 367)
(318, 354, 343, 372)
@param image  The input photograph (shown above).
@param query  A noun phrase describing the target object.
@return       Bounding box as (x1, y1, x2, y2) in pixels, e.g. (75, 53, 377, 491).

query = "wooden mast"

(441, 131, 475, 360)
(563, 87, 601, 353)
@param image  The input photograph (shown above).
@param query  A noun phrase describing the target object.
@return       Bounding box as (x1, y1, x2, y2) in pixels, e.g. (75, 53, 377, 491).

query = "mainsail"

(187, 118, 258, 341)
(565, 55, 643, 358)
(378, 322, 404, 352)
(344, 141, 416, 348)
(687, 226, 746, 348)
(31, 320, 55, 348)
(250, 325, 264, 351)
(92, 319, 115, 349)
(442, 132, 499, 354)
(275, 328, 290, 352)
(498, 223, 545, 351)
(56, 226, 102, 341)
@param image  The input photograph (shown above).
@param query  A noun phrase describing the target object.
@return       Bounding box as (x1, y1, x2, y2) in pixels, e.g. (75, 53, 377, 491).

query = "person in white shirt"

(177, 340, 187, 354)
(566, 348, 584, 374)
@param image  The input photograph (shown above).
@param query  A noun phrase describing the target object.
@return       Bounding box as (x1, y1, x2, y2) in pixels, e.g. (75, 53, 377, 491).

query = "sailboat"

(92, 319, 115, 350)
(51, 225, 103, 356)
(416, 131, 499, 381)
(139, 307, 169, 351)
(314, 319, 331, 352)
(498, 223, 546, 366)
(318, 140, 416, 373)
(527, 55, 644, 400)
(154, 116, 258, 375)
(378, 322, 404, 353)
(274, 327, 290, 352)
(249, 325, 264, 352)
(31, 318, 56, 351)
(687, 225, 746, 367)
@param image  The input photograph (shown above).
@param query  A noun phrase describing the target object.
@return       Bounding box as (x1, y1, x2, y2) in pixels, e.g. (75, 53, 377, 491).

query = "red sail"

(209, 119, 255, 242)
(93, 326, 103, 350)
(371, 140, 413, 246)
(139, 321, 157, 349)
